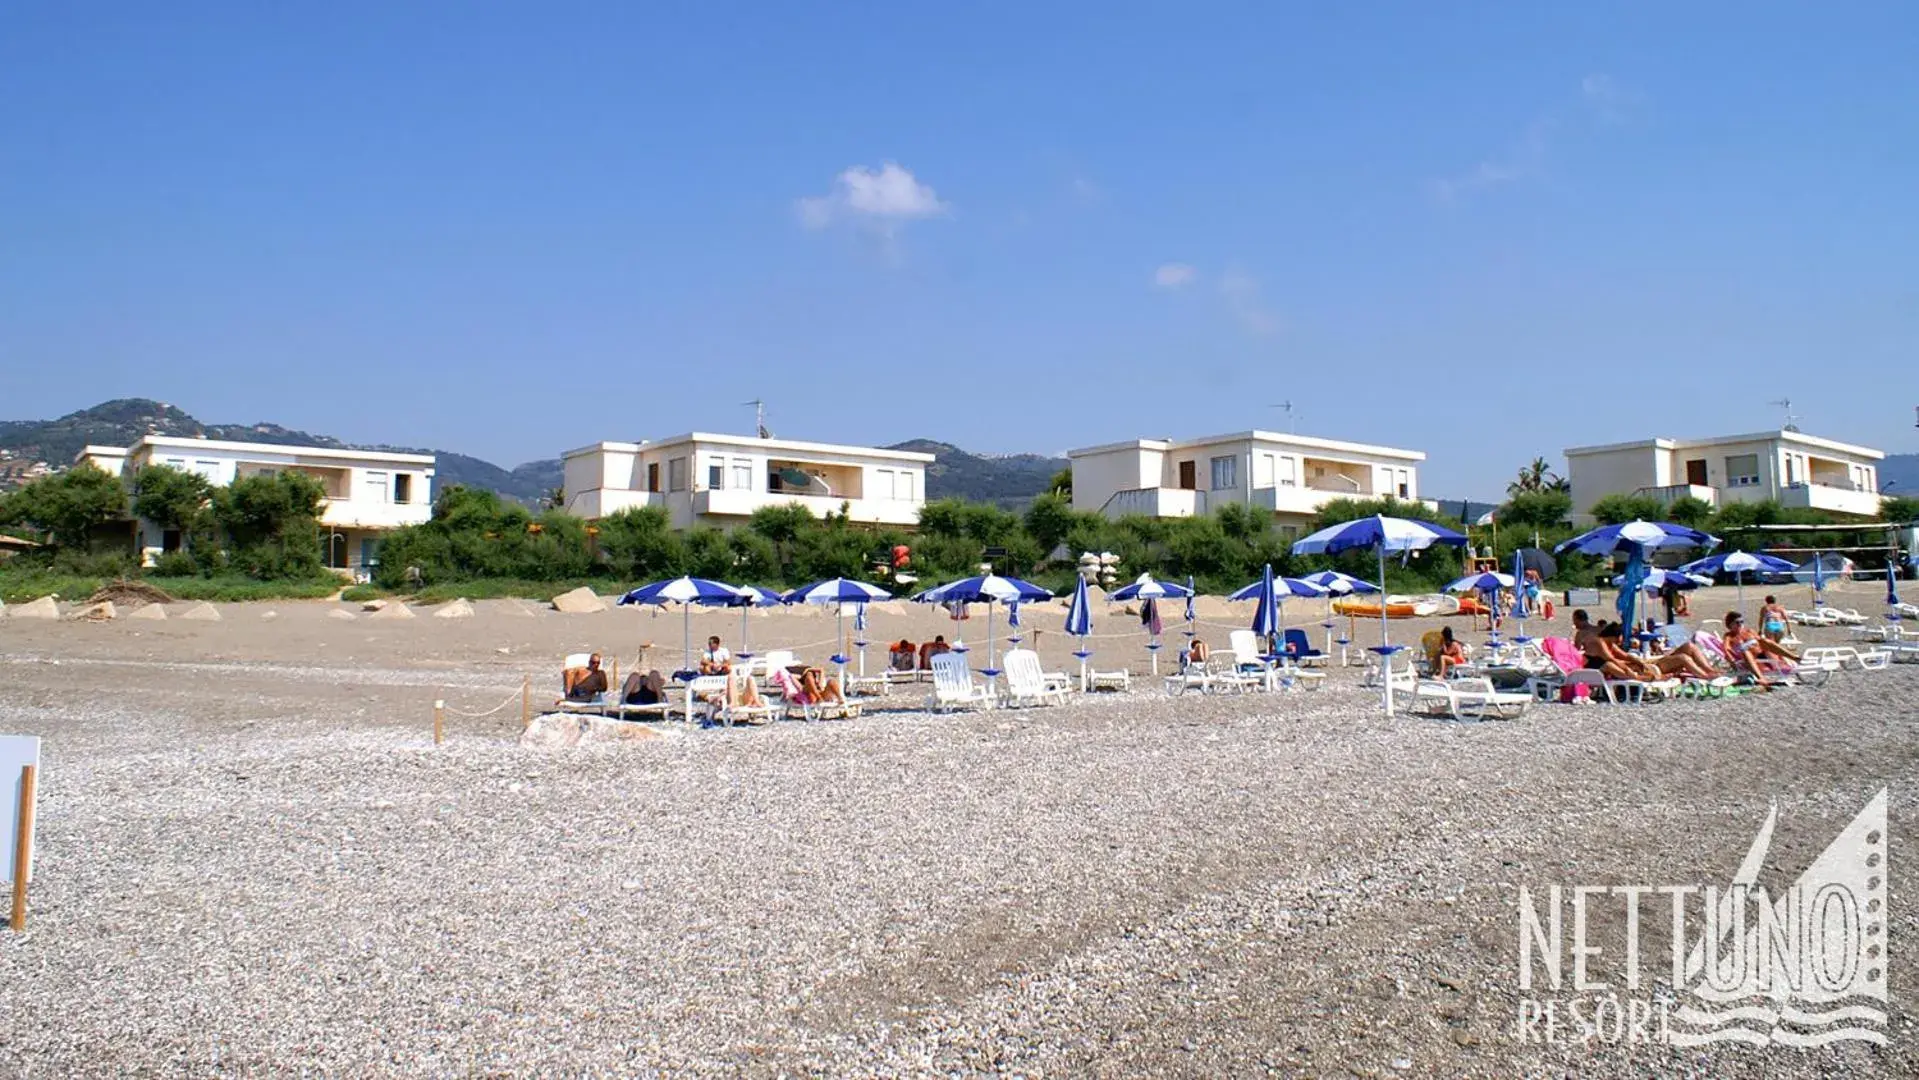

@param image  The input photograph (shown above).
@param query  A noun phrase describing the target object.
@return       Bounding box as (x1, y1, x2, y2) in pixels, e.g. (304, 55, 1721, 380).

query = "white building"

(1564, 429, 1885, 519)
(78, 435, 435, 574)
(561, 432, 933, 529)
(1068, 430, 1427, 533)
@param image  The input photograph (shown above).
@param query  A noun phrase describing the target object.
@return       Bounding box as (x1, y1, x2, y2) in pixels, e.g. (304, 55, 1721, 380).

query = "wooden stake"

(433, 700, 445, 746)
(521, 675, 531, 729)
(10, 764, 35, 933)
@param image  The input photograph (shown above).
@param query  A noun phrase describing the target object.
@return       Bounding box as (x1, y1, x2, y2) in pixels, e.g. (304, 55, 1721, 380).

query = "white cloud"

(1431, 120, 1552, 203)
(797, 162, 948, 232)
(1218, 268, 1280, 336)
(1153, 263, 1197, 289)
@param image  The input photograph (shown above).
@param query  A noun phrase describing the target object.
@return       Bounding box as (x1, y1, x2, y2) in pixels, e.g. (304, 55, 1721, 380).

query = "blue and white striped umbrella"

(1678, 550, 1794, 619)
(1232, 569, 1324, 648)
(784, 578, 893, 686)
(1107, 574, 1195, 602)
(1553, 520, 1719, 556)
(1249, 563, 1279, 646)
(1297, 570, 1380, 595)
(1612, 568, 1712, 593)
(1184, 575, 1197, 629)
(728, 584, 784, 657)
(1227, 576, 1329, 601)
(1292, 515, 1469, 716)
(619, 576, 749, 676)
(1064, 574, 1093, 690)
(1445, 571, 1515, 594)
(1890, 557, 1903, 611)
(913, 574, 1054, 676)
(1556, 520, 1717, 639)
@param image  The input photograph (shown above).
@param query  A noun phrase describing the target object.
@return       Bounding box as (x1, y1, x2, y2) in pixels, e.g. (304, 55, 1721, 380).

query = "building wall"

(1069, 445, 1166, 513)
(1566, 445, 1662, 514)
(1072, 433, 1424, 520)
(563, 437, 930, 528)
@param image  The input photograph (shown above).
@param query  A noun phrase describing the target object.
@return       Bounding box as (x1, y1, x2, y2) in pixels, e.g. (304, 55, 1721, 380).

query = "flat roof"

(1069, 429, 1425, 462)
(1566, 429, 1883, 461)
(563, 433, 935, 463)
(128, 435, 435, 466)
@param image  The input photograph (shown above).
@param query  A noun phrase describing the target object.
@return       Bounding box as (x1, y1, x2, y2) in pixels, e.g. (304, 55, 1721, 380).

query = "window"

(1725, 454, 1760, 487)
(874, 468, 892, 499)
(647, 463, 660, 492)
(1685, 459, 1708, 486)
(1277, 456, 1297, 487)
(707, 463, 724, 490)
(667, 457, 688, 492)
(363, 470, 390, 503)
(394, 474, 413, 503)
(899, 471, 915, 501)
(194, 459, 220, 481)
(1278, 525, 1300, 543)
(1396, 469, 1410, 499)
(1177, 460, 1197, 490)
(731, 459, 752, 491)
(1210, 455, 1237, 491)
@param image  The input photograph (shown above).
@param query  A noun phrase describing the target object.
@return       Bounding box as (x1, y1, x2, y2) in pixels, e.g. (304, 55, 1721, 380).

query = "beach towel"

(1539, 637, 1592, 701)
(1141, 598, 1163, 637)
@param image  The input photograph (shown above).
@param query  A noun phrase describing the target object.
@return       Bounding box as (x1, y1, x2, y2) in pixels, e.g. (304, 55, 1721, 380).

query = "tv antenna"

(743, 399, 771, 439)
(1768, 398, 1801, 432)
(1268, 401, 1298, 433)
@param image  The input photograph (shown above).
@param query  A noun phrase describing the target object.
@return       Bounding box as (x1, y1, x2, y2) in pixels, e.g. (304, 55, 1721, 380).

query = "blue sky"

(4, 3, 1916, 499)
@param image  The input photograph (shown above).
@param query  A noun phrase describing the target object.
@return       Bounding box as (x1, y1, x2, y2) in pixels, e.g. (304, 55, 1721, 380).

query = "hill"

(0, 399, 563, 504)
(1, 401, 1070, 510)
(1881, 453, 1918, 502)
(886, 439, 1064, 509)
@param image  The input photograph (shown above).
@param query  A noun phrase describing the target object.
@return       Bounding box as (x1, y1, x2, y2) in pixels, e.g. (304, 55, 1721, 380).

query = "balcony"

(1100, 488, 1206, 519)
(1778, 483, 1883, 517)
(321, 498, 432, 531)
(1250, 485, 1348, 517)
(693, 488, 920, 526)
(1636, 484, 1719, 508)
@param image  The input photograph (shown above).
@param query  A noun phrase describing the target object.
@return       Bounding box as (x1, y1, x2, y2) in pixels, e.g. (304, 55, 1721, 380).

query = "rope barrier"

(441, 687, 528, 719)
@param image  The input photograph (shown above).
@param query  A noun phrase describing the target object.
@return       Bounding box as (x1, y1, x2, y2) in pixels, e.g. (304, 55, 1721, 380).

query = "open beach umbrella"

(1613, 568, 1711, 594)
(1677, 551, 1794, 619)
(729, 584, 783, 658)
(1108, 574, 1193, 673)
(619, 576, 749, 677)
(1064, 573, 1093, 689)
(1292, 515, 1469, 715)
(1556, 520, 1718, 642)
(1299, 568, 1381, 652)
(914, 574, 1053, 677)
(1445, 571, 1515, 593)
(1228, 572, 1326, 650)
(784, 578, 893, 688)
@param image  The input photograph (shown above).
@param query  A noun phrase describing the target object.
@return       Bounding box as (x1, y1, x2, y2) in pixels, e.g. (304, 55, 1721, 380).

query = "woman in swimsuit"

(1759, 596, 1790, 642)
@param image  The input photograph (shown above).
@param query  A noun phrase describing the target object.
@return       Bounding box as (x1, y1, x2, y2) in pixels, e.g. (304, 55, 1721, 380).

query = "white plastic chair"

(926, 653, 994, 712)
(1001, 649, 1068, 707)
(1412, 676, 1531, 720)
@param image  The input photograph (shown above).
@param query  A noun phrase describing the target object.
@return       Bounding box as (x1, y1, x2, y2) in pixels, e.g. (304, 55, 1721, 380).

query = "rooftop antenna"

(1768, 397, 1801, 433)
(1267, 401, 1298, 433)
(743, 399, 771, 439)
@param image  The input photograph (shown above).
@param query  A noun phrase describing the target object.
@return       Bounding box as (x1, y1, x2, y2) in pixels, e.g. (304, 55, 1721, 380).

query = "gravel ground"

(1, 587, 1915, 1077)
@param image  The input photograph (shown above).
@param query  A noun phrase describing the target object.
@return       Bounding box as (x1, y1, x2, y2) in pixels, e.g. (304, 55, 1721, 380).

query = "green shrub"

(150, 551, 201, 578)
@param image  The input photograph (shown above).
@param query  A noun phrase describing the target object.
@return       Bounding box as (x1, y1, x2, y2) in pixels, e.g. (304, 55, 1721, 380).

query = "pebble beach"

(1, 582, 1914, 1077)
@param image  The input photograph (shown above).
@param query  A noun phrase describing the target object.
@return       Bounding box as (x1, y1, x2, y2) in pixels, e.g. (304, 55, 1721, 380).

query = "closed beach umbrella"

(1293, 515, 1469, 715)
(1064, 574, 1093, 690)
(784, 578, 893, 688)
(619, 576, 750, 677)
(1229, 572, 1326, 647)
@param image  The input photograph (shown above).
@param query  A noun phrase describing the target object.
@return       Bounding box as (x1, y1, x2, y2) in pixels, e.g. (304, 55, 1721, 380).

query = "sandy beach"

(1, 579, 1914, 1076)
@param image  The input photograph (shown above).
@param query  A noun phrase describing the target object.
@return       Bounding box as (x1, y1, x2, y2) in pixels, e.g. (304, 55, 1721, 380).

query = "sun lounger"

(1281, 628, 1327, 667)
(1086, 668, 1132, 692)
(1410, 676, 1531, 720)
(1801, 645, 1892, 672)
(1001, 649, 1068, 707)
(556, 652, 610, 715)
(1826, 608, 1868, 626)
(925, 652, 994, 712)
(702, 671, 779, 726)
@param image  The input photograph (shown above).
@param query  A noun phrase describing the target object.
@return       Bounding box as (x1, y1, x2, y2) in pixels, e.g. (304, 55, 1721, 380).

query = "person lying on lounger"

(918, 636, 951, 669)
(1599, 623, 1717, 681)
(772, 664, 845, 706)
(562, 653, 608, 703)
(618, 668, 667, 705)
(1181, 639, 1210, 670)
(1435, 625, 1468, 677)
(1724, 612, 1800, 687)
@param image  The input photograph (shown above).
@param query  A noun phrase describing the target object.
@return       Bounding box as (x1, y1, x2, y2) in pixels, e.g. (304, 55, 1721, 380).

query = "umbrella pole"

(1379, 546, 1393, 717)
(740, 605, 750, 657)
(683, 604, 692, 678)
(985, 603, 997, 680)
(836, 607, 847, 692)
(1078, 634, 1089, 692)
(1737, 574, 1745, 622)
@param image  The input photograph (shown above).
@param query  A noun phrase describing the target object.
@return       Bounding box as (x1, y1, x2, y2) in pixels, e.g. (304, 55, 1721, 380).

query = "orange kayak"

(1333, 598, 1435, 619)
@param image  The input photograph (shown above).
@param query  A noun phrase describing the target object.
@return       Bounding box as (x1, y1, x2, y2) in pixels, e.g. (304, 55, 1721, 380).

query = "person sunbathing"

(618, 668, 667, 705)
(773, 664, 844, 706)
(889, 639, 918, 672)
(561, 653, 608, 703)
(1601, 623, 1717, 680)
(1182, 639, 1210, 670)
(1724, 612, 1800, 686)
(699, 636, 732, 675)
(1435, 625, 1467, 677)
(919, 635, 951, 669)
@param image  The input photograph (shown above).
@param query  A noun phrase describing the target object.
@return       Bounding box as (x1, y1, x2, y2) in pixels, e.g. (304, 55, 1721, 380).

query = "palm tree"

(1507, 458, 1567, 497)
